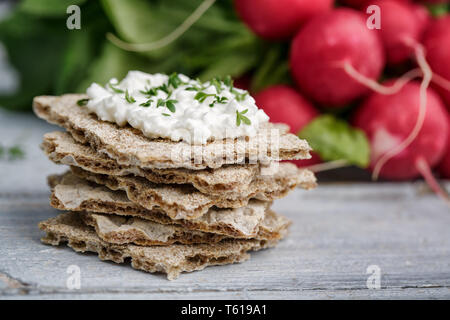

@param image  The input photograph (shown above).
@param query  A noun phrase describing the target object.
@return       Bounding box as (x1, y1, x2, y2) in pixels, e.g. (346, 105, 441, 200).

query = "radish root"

(416, 157, 450, 207)
(341, 61, 421, 95)
(306, 159, 349, 173)
(342, 61, 450, 95)
(372, 42, 432, 180)
(432, 72, 450, 92)
(106, 0, 216, 52)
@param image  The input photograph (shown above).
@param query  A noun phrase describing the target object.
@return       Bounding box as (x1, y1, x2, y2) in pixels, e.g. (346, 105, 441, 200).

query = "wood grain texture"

(0, 112, 449, 299)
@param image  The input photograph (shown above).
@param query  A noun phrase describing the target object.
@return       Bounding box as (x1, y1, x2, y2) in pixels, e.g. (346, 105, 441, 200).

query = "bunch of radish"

(234, 0, 450, 203)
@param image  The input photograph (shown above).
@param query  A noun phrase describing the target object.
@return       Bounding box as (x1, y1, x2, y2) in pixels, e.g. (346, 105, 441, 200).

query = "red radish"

(353, 81, 448, 180)
(438, 115, 450, 178)
(342, 0, 411, 8)
(411, 4, 431, 37)
(254, 85, 319, 134)
(290, 8, 385, 107)
(234, 0, 333, 40)
(254, 85, 321, 167)
(422, 16, 450, 108)
(233, 75, 251, 92)
(365, 0, 422, 65)
(420, 0, 449, 3)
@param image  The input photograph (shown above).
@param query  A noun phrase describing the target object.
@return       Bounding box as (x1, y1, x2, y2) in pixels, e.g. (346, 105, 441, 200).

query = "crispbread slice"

(80, 212, 227, 246)
(39, 212, 277, 280)
(42, 131, 260, 196)
(48, 174, 290, 239)
(69, 163, 315, 219)
(33, 94, 311, 170)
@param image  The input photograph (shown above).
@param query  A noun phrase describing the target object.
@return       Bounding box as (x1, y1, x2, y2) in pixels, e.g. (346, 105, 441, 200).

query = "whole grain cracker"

(81, 212, 228, 246)
(33, 94, 311, 170)
(39, 212, 277, 280)
(69, 163, 314, 219)
(42, 131, 260, 196)
(48, 173, 290, 239)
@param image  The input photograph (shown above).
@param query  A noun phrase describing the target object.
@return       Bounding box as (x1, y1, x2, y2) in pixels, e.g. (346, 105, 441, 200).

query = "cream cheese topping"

(85, 71, 269, 144)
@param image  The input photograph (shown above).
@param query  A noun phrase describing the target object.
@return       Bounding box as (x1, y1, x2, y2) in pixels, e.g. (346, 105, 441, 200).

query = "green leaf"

(168, 72, 184, 89)
(19, 0, 87, 17)
(7, 145, 25, 161)
(54, 6, 111, 94)
(108, 83, 124, 93)
(0, 11, 68, 110)
(139, 99, 153, 107)
(124, 89, 135, 103)
(76, 42, 152, 92)
(194, 92, 214, 103)
(156, 98, 165, 108)
(76, 98, 89, 106)
(235, 109, 251, 127)
(298, 115, 370, 168)
(427, 3, 450, 17)
(165, 100, 177, 113)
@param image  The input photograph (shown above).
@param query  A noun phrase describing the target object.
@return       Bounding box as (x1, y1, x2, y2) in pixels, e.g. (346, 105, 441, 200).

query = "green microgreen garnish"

(210, 78, 223, 94)
(155, 98, 177, 112)
(194, 92, 215, 103)
(215, 96, 228, 104)
(156, 98, 166, 108)
(77, 98, 89, 106)
(165, 99, 177, 113)
(231, 88, 248, 102)
(168, 72, 185, 89)
(236, 109, 251, 127)
(125, 89, 136, 103)
(162, 113, 171, 117)
(158, 83, 170, 94)
(208, 96, 228, 107)
(108, 83, 124, 93)
(139, 99, 153, 107)
(222, 75, 233, 88)
(140, 87, 158, 97)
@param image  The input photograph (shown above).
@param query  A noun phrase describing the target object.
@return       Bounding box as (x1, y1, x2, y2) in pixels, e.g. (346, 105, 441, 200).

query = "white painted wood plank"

(1, 112, 449, 299)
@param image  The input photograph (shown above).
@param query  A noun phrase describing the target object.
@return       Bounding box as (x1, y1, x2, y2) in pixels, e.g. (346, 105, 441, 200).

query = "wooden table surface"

(0, 109, 449, 300)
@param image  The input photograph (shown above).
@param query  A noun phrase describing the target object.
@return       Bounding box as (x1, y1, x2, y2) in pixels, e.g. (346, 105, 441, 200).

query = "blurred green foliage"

(0, 0, 289, 111)
(299, 115, 370, 168)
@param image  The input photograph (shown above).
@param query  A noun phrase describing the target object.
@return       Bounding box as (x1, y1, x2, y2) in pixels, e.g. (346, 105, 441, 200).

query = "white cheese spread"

(85, 71, 269, 144)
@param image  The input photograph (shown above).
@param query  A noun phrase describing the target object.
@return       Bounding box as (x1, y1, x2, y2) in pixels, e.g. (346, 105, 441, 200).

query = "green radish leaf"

(76, 42, 152, 92)
(299, 115, 370, 168)
(427, 3, 450, 17)
(0, 11, 68, 110)
(19, 0, 87, 17)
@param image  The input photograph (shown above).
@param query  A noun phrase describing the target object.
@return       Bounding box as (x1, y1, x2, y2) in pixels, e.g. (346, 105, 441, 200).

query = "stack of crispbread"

(33, 94, 316, 280)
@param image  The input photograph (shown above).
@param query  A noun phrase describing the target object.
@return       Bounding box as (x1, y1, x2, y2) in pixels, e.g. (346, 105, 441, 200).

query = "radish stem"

(107, 0, 216, 52)
(341, 61, 421, 95)
(306, 159, 349, 173)
(415, 157, 450, 207)
(372, 43, 432, 180)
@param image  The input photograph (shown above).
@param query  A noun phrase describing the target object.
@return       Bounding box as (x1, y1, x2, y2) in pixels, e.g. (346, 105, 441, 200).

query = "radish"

(342, 0, 411, 8)
(364, 0, 423, 65)
(411, 4, 431, 38)
(290, 8, 385, 107)
(254, 85, 319, 134)
(353, 81, 448, 189)
(234, 0, 333, 40)
(233, 75, 251, 92)
(422, 16, 450, 108)
(438, 115, 450, 179)
(254, 85, 321, 167)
